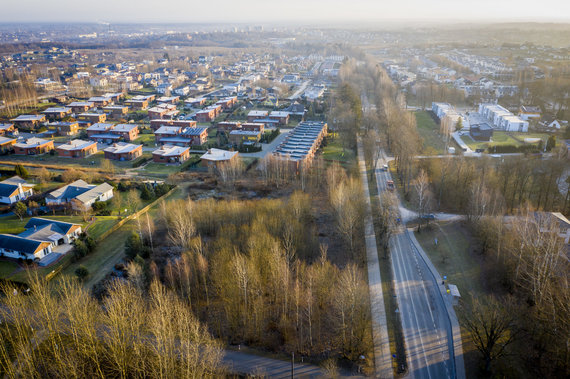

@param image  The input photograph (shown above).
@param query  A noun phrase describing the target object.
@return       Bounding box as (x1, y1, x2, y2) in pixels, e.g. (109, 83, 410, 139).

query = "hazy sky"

(3, 0, 570, 23)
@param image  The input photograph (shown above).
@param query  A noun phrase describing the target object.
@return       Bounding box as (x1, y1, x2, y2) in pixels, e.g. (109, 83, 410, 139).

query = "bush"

(140, 184, 155, 201)
(125, 232, 143, 260)
(14, 164, 29, 179)
(74, 265, 89, 280)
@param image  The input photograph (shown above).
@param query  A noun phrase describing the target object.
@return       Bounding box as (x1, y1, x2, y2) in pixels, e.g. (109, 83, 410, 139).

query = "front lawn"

(321, 136, 355, 163)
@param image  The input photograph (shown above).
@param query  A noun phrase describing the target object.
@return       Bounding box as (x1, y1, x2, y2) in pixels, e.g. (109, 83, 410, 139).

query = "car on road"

(386, 179, 395, 190)
(381, 164, 388, 171)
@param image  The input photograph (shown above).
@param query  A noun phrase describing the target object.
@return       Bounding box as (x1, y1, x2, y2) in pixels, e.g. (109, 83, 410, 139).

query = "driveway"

(240, 128, 292, 159)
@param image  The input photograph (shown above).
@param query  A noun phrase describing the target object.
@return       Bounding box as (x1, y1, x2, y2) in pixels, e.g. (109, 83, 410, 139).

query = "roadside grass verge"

(414, 221, 488, 378)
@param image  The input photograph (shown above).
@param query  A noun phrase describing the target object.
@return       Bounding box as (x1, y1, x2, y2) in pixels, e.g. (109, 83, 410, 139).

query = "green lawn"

(321, 137, 355, 163)
(0, 151, 133, 173)
(414, 111, 446, 154)
(87, 216, 120, 240)
(136, 155, 201, 177)
(134, 133, 156, 147)
(461, 131, 522, 151)
(0, 261, 19, 277)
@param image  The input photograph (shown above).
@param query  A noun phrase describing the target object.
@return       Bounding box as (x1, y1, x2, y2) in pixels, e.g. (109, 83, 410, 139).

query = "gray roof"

(104, 142, 142, 154)
(24, 217, 79, 236)
(74, 183, 113, 205)
(0, 234, 45, 255)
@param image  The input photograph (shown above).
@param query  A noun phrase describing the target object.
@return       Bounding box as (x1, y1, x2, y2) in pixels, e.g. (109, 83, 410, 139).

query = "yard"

(321, 136, 355, 163)
(133, 133, 156, 147)
(414, 110, 446, 154)
(414, 221, 490, 378)
(135, 155, 201, 177)
(460, 131, 522, 151)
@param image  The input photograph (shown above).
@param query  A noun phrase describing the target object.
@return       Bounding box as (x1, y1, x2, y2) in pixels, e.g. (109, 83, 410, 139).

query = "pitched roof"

(74, 183, 113, 205)
(24, 217, 79, 236)
(0, 183, 19, 198)
(47, 179, 91, 200)
(0, 234, 46, 254)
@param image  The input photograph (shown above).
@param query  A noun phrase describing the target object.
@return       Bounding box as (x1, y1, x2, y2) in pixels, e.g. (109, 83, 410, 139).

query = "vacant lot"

(414, 111, 446, 154)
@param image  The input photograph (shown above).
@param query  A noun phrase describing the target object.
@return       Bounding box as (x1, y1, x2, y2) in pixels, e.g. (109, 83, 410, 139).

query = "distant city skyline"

(3, 0, 570, 24)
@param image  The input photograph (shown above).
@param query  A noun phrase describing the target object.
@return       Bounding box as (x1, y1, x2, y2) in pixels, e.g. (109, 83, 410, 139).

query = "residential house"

(77, 112, 107, 124)
(152, 145, 190, 164)
(103, 142, 143, 161)
(273, 121, 328, 169)
(470, 122, 494, 141)
(0, 136, 17, 153)
(154, 126, 182, 144)
(0, 123, 16, 136)
(519, 106, 542, 121)
(103, 105, 129, 120)
(46, 179, 114, 211)
(229, 130, 262, 145)
(14, 138, 54, 155)
(0, 235, 52, 261)
(247, 110, 268, 123)
(52, 121, 79, 136)
(215, 96, 238, 110)
(88, 96, 113, 107)
(241, 123, 265, 133)
(184, 97, 206, 108)
(20, 218, 82, 248)
(157, 127, 208, 146)
(174, 85, 190, 96)
(283, 102, 306, 119)
(67, 101, 94, 113)
(157, 96, 180, 104)
(56, 139, 98, 158)
(196, 105, 222, 123)
(10, 114, 46, 130)
(0, 176, 34, 204)
(269, 111, 290, 126)
(200, 148, 238, 168)
(148, 104, 179, 120)
(86, 123, 114, 138)
(217, 121, 241, 132)
(150, 119, 196, 131)
(102, 92, 125, 102)
(42, 107, 72, 121)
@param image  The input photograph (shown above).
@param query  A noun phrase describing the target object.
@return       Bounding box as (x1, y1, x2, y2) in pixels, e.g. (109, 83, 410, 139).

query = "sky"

(2, 0, 570, 24)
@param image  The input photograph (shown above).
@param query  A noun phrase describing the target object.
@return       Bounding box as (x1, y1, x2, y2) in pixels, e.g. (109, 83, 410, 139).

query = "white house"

(46, 180, 114, 211)
(0, 176, 34, 204)
(0, 234, 52, 261)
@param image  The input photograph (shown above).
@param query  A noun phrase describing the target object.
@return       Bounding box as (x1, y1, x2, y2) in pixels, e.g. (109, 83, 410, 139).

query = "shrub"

(74, 265, 89, 280)
(125, 232, 143, 260)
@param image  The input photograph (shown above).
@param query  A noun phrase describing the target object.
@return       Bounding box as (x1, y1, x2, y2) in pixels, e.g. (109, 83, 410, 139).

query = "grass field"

(414, 111, 446, 154)
(136, 155, 201, 177)
(461, 131, 523, 151)
(321, 136, 355, 163)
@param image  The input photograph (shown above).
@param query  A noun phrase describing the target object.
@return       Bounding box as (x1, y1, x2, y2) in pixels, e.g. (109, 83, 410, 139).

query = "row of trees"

(0, 276, 223, 378)
(466, 210, 569, 377)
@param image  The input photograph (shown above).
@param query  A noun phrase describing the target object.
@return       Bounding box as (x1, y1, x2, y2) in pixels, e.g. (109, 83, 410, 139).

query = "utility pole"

(291, 352, 294, 378)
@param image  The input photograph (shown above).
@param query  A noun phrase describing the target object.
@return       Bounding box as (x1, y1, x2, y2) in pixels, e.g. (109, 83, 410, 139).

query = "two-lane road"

(375, 151, 456, 379)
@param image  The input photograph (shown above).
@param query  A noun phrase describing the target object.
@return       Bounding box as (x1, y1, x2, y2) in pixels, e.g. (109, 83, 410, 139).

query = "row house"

(229, 130, 261, 145)
(156, 127, 208, 147)
(56, 139, 98, 158)
(247, 110, 268, 123)
(217, 121, 241, 132)
(241, 122, 264, 133)
(269, 111, 290, 126)
(273, 121, 328, 169)
(87, 123, 139, 143)
(184, 97, 207, 108)
(156, 96, 180, 105)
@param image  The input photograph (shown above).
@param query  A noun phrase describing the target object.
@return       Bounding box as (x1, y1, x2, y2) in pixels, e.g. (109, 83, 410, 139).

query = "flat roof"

(104, 142, 142, 154)
(11, 114, 45, 121)
(153, 145, 189, 156)
(15, 137, 51, 148)
(86, 123, 114, 131)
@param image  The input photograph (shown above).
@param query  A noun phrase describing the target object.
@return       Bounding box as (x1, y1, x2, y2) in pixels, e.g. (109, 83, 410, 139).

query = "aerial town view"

(0, 1, 568, 378)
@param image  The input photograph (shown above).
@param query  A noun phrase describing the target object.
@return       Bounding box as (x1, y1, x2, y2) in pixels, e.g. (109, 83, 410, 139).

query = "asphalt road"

(375, 151, 456, 379)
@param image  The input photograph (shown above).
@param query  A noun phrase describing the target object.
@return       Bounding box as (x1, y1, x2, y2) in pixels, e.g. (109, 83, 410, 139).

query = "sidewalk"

(356, 137, 394, 379)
